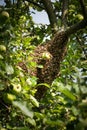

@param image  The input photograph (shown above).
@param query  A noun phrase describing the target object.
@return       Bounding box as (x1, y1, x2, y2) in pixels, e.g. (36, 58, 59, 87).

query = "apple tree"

(0, 0, 87, 129)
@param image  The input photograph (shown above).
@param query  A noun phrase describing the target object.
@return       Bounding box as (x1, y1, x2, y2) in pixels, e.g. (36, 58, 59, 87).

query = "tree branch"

(65, 0, 87, 36)
(79, 0, 87, 18)
(62, 0, 68, 29)
(42, 0, 58, 32)
(66, 19, 87, 36)
(26, 0, 44, 9)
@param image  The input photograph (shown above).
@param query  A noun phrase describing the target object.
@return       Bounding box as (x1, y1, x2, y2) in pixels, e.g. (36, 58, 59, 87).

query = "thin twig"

(66, 19, 87, 36)
(0, 100, 10, 110)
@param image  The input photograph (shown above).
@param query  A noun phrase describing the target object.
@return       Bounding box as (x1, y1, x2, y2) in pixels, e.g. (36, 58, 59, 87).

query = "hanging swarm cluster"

(31, 31, 68, 98)
(32, 31, 68, 83)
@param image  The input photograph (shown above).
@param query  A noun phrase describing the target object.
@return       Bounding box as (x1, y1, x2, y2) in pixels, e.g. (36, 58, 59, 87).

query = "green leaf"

(71, 106, 79, 116)
(37, 64, 43, 68)
(43, 118, 64, 127)
(26, 76, 37, 87)
(12, 127, 29, 130)
(53, 82, 76, 101)
(26, 118, 36, 126)
(30, 95, 39, 107)
(5, 64, 14, 75)
(0, 83, 5, 90)
(37, 83, 50, 88)
(35, 112, 45, 119)
(0, 54, 3, 59)
(12, 101, 34, 118)
(61, 88, 76, 101)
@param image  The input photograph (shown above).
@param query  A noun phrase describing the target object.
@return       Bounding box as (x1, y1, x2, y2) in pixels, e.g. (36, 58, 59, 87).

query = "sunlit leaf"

(35, 112, 45, 119)
(26, 118, 36, 126)
(37, 83, 50, 88)
(43, 118, 64, 127)
(5, 64, 14, 75)
(0, 54, 3, 59)
(37, 64, 43, 68)
(30, 95, 39, 107)
(26, 77, 37, 87)
(61, 88, 76, 101)
(12, 101, 34, 118)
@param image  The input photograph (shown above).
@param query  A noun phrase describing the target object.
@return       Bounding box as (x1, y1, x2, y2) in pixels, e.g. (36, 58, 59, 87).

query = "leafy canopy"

(0, 0, 87, 130)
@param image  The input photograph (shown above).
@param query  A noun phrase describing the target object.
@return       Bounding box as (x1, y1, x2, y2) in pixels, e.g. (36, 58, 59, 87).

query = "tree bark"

(42, 0, 58, 32)
(66, 19, 87, 36)
(62, 0, 68, 28)
(79, 0, 87, 18)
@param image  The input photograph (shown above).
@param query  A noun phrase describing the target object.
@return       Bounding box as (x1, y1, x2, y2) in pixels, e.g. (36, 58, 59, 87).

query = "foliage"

(0, 0, 87, 130)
